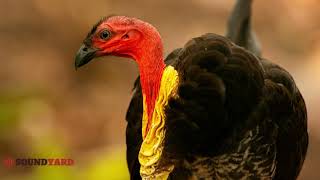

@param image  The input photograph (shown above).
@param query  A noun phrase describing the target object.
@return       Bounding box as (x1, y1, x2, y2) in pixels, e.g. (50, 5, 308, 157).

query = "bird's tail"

(226, 0, 261, 56)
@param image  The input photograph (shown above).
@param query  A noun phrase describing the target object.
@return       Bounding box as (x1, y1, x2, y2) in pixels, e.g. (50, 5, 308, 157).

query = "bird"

(74, 0, 308, 179)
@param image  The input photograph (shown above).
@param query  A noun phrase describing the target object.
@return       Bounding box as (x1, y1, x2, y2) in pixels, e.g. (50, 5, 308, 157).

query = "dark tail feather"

(226, 0, 261, 56)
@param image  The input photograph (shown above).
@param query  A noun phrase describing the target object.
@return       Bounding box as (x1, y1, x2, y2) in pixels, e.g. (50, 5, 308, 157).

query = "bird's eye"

(100, 30, 111, 40)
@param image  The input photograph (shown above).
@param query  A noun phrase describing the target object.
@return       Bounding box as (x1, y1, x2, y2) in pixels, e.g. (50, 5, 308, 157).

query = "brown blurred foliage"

(0, 0, 319, 179)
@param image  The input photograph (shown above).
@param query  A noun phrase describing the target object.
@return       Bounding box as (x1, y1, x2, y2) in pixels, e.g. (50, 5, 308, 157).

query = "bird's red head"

(75, 16, 164, 68)
(75, 16, 166, 135)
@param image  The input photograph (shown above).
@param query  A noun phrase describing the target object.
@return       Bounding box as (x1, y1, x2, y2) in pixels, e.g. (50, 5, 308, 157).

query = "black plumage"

(125, 0, 308, 179)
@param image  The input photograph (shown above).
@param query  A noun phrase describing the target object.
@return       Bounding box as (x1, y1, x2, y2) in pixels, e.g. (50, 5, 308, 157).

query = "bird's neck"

(138, 53, 165, 136)
(129, 28, 165, 136)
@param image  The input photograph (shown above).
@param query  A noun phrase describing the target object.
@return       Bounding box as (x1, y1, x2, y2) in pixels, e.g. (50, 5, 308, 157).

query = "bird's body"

(75, 1, 308, 179)
(126, 34, 308, 179)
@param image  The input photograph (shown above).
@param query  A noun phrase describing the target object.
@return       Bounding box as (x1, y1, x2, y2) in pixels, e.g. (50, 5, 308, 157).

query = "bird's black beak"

(75, 44, 99, 69)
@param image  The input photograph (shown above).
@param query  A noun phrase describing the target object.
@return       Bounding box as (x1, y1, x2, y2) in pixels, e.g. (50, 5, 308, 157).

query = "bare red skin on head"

(90, 16, 165, 137)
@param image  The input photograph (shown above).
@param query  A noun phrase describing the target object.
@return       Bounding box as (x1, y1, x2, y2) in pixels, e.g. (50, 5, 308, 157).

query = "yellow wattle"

(138, 65, 179, 179)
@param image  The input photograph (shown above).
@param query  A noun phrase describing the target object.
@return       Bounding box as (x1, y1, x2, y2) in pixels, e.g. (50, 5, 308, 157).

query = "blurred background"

(0, 0, 319, 179)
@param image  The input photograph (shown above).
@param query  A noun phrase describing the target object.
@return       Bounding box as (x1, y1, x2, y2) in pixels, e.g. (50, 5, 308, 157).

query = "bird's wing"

(162, 33, 307, 179)
(164, 33, 266, 157)
(161, 33, 279, 178)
